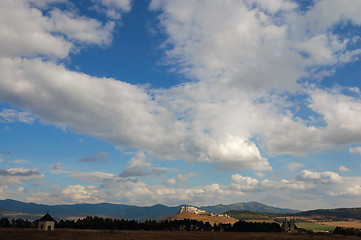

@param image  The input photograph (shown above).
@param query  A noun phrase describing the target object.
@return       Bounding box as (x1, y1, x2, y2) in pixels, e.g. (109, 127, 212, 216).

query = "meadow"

(1, 229, 361, 240)
(318, 220, 361, 229)
(295, 222, 335, 232)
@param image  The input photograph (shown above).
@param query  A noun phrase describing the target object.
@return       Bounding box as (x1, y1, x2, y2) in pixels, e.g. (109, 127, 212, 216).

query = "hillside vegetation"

(226, 210, 279, 220)
(291, 208, 361, 221)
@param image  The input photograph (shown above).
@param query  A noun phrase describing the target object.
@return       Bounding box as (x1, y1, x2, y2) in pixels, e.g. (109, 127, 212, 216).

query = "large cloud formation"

(2, 0, 361, 169)
(1, 0, 361, 208)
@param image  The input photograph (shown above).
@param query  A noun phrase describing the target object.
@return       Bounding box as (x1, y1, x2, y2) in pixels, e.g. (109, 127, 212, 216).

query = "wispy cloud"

(0, 109, 34, 124)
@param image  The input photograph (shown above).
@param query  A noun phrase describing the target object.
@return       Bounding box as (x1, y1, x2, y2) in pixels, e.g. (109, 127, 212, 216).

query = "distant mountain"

(0, 199, 180, 221)
(290, 208, 361, 220)
(0, 199, 298, 221)
(200, 202, 299, 214)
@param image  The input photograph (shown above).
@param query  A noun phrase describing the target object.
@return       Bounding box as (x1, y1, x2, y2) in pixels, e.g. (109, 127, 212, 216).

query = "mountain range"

(0, 199, 299, 221)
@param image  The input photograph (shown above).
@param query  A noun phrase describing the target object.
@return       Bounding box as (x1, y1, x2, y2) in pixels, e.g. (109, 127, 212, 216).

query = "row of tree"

(334, 226, 361, 237)
(0, 218, 33, 228)
(0, 216, 281, 232)
(58, 216, 282, 232)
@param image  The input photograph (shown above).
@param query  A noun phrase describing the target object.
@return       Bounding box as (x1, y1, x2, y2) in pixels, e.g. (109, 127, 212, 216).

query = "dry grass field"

(318, 220, 361, 229)
(168, 211, 239, 225)
(1, 229, 361, 240)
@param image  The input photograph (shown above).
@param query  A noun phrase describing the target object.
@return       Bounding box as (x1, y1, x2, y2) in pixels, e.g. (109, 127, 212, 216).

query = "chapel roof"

(39, 213, 55, 221)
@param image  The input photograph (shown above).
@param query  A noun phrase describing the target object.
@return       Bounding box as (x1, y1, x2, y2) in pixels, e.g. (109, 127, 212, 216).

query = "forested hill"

(200, 202, 299, 214)
(290, 208, 361, 220)
(0, 199, 180, 221)
(0, 199, 298, 221)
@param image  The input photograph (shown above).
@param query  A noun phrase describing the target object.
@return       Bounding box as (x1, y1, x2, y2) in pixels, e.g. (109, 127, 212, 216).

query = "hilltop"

(168, 206, 239, 225)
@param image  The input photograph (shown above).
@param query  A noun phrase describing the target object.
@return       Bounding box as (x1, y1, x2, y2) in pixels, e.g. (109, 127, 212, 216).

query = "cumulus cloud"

(0, 0, 116, 59)
(19, 168, 361, 208)
(2, 0, 361, 179)
(0, 168, 44, 185)
(119, 152, 166, 177)
(337, 165, 351, 172)
(165, 172, 196, 186)
(61, 184, 105, 203)
(296, 170, 344, 184)
(26, 184, 106, 204)
(349, 146, 361, 154)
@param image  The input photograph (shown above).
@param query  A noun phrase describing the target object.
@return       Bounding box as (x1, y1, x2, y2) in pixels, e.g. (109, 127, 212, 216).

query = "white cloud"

(71, 172, 117, 183)
(0, 0, 115, 59)
(48, 9, 115, 45)
(26, 184, 106, 204)
(61, 185, 104, 203)
(287, 162, 304, 171)
(255, 172, 266, 178)
(230, 174, 259, 191)
(8, 165, 360, 208)
(0, 109, 35, 124)
(2, 0, 361, 179)
(92, 0, 131, 20)
(337, 165, 351, 172)
(343, 185, 361, 196)
(119, 152, 166, 177)
(0, 168, 44, 186)
(349, 146, 361, 154)
(165, 172, 196, 186)
(296, 170, 343, 184)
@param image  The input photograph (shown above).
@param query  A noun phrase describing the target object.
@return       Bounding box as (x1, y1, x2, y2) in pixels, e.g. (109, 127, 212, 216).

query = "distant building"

(38, 213, 55, 231)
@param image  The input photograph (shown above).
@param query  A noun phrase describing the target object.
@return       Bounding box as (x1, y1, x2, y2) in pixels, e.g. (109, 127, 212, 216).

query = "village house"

(38, 213, 55, 231)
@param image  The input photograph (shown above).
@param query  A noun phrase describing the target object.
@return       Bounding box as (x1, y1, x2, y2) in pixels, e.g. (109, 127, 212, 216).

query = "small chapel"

(38, 213, 55, 231)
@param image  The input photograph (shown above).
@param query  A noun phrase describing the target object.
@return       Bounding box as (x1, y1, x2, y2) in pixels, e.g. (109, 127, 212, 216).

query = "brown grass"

(168, 212, 239, 225)
(318, 220, 361, 229)
(1, 228, 361, 240)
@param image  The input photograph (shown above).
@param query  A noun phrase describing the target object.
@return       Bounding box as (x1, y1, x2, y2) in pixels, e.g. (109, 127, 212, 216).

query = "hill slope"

(168, 206, 239, 225)
(225, 210, 280, 220)
(290, 208, 361, 220)
(200, 202, 299, 214)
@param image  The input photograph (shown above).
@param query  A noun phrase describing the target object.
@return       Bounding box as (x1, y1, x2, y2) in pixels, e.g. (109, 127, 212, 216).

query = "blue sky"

(1, 0, 361, 210)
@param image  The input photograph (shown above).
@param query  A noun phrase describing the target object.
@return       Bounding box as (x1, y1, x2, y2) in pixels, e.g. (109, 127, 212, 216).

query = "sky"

(1, 0, 361, 211)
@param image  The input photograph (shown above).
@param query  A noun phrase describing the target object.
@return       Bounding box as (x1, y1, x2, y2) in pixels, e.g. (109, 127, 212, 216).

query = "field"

(1, 229, 361, 240)
(296, 222, 335, 232)
(318, 220, 361, 229)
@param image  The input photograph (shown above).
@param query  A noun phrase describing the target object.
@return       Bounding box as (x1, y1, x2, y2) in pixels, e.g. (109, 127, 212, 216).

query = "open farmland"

(318, 220, 361, 229)
(1, 229, 361, 240)
(295, 222, 335, 232)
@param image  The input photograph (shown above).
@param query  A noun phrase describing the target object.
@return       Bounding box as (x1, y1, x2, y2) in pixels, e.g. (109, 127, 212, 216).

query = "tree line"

(0, 216, 281, 232)
(56, 216, 281, 232)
